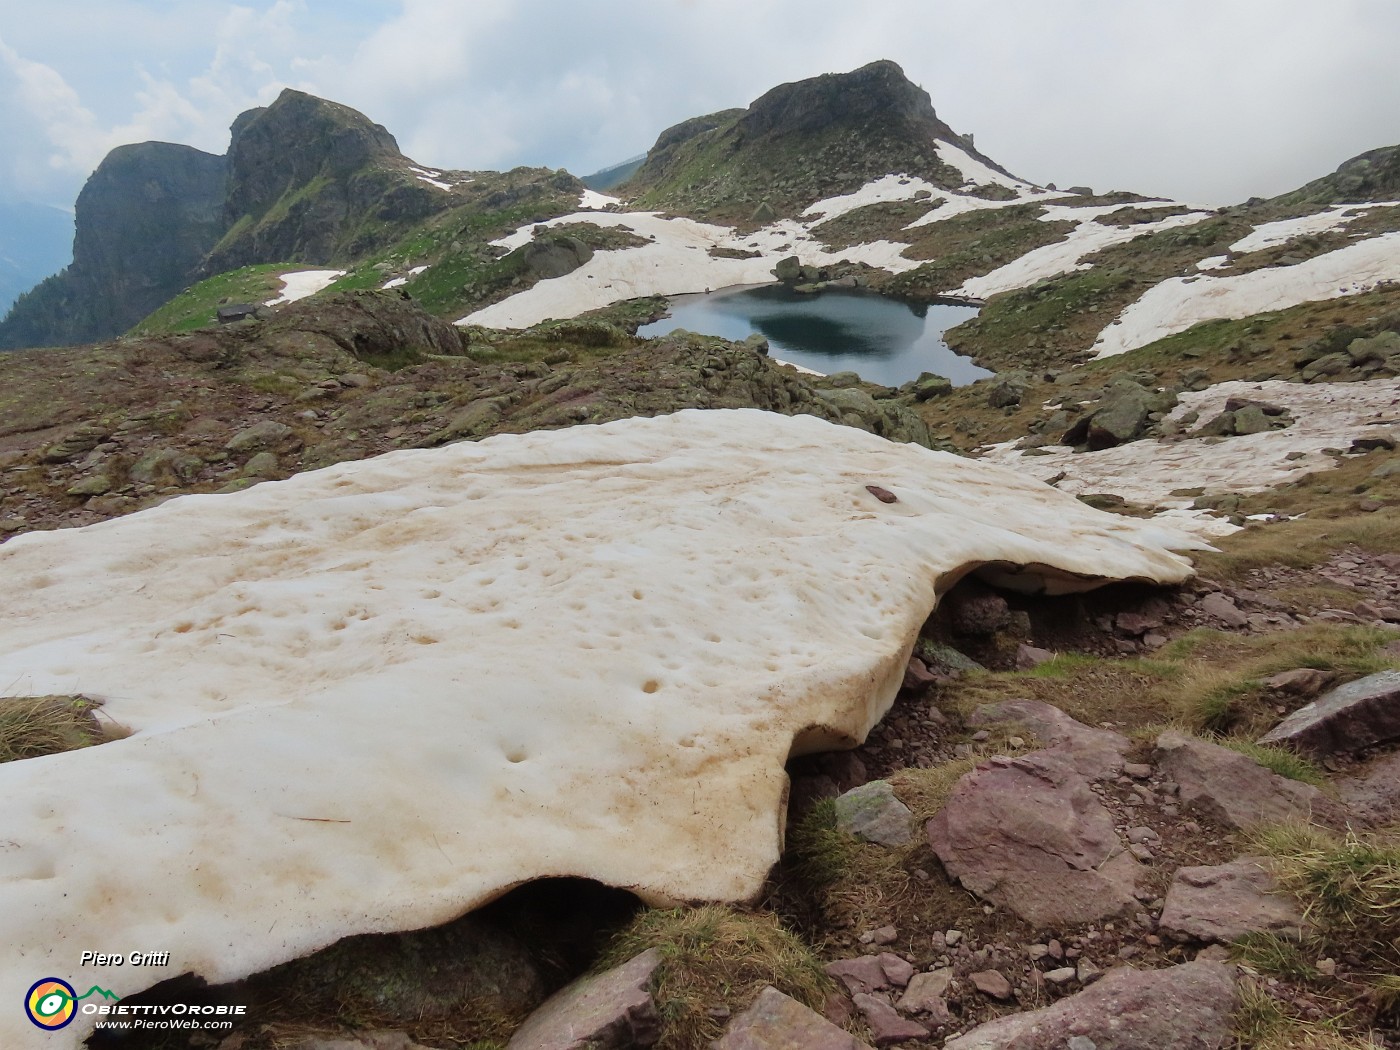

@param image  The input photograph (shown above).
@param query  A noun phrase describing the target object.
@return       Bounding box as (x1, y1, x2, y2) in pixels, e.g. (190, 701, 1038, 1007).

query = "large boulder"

(1152, 731, 1344, 830)
(926, 750, 1143, 927)
(942, 961, 1237, 1050)
(1158, 858, 1307, 944)
(1257, 670, 1400, 756)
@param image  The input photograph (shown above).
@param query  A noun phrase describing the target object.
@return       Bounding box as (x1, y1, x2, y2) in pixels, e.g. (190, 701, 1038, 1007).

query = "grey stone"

(987, 371, 1030, 409)
(242, 452, 281, 478)
(943, 961, 1236, 1050)
(714, 986, 873, 1050)
(833, 781, 914, 847)
(926, 750, 1143, 927)
(286, 1032, 432, 1050)
(227, 419, 297, 455)
(66, 474, 112, 497)
(505, 947, 661, 1050)
(1159, 857, 1306, 943)
(1199, 593, 1248, 628)
(1257, 670, 1400, 756)
(130, 447, 204, 486)
(912, 372, 953, 401)
(1153, 730, 1344, 830)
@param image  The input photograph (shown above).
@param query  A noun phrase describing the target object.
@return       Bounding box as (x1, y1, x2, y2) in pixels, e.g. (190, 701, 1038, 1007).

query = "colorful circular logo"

(25, 978, 77, 1030)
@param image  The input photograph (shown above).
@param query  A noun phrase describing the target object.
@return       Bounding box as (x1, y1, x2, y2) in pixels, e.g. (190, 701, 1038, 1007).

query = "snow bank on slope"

(934, 140, 1032, 191)
(1229, 203, 1398, 253)
(1091, 233, 1400, 358)
(463, 211, 917, 329)
(0, 410, 1202, 1047)
(803, 173, 943, 223)
(580, 189, 620, 210)
(982, 377, 1400, 534)
(263, 269, 346, 306)
(952, 208, 1212, 299)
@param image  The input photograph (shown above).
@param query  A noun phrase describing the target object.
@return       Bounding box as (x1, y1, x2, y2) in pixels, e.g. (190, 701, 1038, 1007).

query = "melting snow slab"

(1092, 233, 1400, 358)
(0, 410, 1200, 1046)
(264, 269, 347, 306)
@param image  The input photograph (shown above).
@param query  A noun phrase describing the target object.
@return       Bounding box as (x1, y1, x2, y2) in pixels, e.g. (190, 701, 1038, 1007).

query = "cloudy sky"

(2, 0, 1398, 216)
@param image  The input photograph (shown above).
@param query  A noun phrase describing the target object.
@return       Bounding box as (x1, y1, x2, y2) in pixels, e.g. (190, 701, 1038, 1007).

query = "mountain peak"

(626, 59, 1021, 221)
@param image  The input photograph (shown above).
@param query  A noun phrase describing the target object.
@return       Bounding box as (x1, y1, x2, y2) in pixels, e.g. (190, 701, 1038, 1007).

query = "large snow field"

(0, 409, 1201, 1048)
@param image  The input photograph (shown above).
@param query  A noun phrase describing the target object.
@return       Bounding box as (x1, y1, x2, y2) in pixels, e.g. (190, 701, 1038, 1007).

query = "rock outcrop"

(0, 142, 226, 349)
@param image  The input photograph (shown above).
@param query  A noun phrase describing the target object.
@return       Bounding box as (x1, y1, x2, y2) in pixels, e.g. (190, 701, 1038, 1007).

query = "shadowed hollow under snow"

(0, 410, 1204, 1047)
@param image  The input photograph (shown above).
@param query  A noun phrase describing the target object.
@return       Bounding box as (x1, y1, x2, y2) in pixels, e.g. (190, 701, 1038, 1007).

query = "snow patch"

(982, 377, 1400, 536)
(463, 211, 920, 329)
(1229, 203, 1397, 254)
(1091, 232, 1400, 358)
(579, 189, 621, 210)
(803, 174, 942, 223)
(264, 269, 346, 307)
(934, 140, 1032, 191)
(380, 265, 429, 290)
(950, 209, 1213, 299)
(0, 409, 1201, 1048)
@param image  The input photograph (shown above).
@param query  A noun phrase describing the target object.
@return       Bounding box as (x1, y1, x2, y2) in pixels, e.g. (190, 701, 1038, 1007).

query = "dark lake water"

(638, 284, 988, 387)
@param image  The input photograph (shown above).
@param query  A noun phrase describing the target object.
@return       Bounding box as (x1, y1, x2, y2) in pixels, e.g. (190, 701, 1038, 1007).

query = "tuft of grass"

(1232, 932, 1320, 981)
(1231, 981, 1376, 1050)
(0, 695, 114, 763)
(1219, 740, 1327, 786)
(598, 905, 832, 1050)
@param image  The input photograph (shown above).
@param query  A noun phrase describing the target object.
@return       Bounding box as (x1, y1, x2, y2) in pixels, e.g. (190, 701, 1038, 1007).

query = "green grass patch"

(599, 905, 832, 1050)
(1219, 740, 1326, 786)
(127, 263, 297, 336)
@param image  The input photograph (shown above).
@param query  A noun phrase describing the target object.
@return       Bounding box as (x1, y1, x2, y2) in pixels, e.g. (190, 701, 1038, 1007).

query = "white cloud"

(2, 0, 1400, 209)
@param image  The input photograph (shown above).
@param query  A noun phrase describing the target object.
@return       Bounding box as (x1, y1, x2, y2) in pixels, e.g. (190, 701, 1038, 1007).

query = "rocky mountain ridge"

(0, 59, 1398, 1050)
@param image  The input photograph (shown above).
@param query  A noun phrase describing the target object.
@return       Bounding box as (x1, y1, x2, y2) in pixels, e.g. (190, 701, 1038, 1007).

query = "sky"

(2, 0, 1399, 218)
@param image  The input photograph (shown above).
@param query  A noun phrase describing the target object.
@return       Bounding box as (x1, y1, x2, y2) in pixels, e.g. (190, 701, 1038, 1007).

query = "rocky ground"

(2, 292, 1398, 1050)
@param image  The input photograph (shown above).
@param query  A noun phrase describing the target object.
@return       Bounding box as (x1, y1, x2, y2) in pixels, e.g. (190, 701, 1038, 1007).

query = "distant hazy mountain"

(0, 201, 73, 315)
(581, 154, 646, 191)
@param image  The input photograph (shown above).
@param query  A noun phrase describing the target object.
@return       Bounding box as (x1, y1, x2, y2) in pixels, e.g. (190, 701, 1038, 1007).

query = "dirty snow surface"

(0, 410, 1202, 1047)
(264, 269, 346, 306)
(1092, 233, 1400, 358)
(982, 378, 1400, 535)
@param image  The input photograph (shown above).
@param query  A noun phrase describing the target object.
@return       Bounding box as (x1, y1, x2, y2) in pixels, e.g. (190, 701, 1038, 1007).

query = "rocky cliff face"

(1271, 143, 1400, 211)
(0, 142, 226, 351)
(204, 89, 450, 274)
(626, 60, 1018, 221)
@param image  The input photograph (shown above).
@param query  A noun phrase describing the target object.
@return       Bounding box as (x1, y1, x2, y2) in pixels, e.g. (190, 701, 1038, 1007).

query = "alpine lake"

(638, 284, 988, 388)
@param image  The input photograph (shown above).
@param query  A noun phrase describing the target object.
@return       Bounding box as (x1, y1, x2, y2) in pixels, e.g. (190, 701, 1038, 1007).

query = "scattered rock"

(969, 969, 1013, 1001)
(1198, 593, 1248, 629)
(505, 947, 661, 1050)
(833, 781, 914, 847)
(1257, 670, 1400, 756)
(853, 993, 929, 1044)
(1159, 857, 1306, 944)
(942, 961, 1237, 1050)
(1015, 643, 1056, 669)
(1153, 730, 1343, 830)
(1262, 668, 1336, 698)
(826, 955, 903, 997)
(714, 986, 873, 1050)
(967, 699, 1129, 779)
(227, 419, 299, 455)
(898, 968, 953, 1020)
